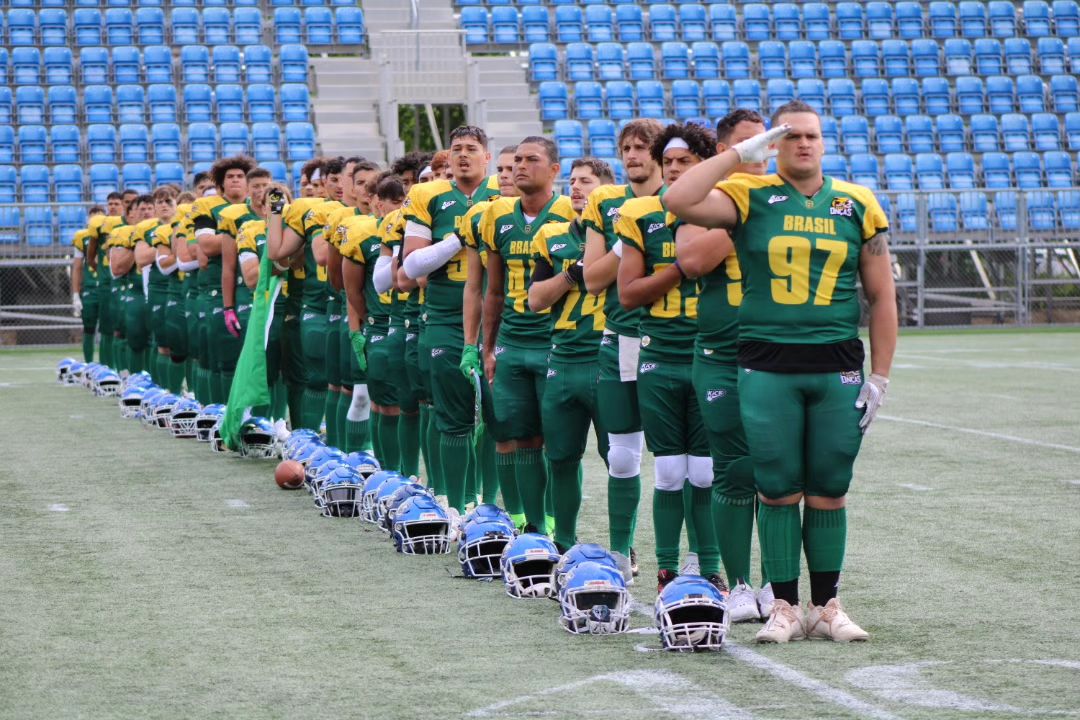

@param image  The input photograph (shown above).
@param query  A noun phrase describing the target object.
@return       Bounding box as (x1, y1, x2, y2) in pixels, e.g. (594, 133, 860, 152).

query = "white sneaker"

(274, 419, 290, 442)
(805, 598, 869, 642)
(757, 582, 775, 618)
(754, 599, 805, 643)
(680, 552, 700, 576)
(726, 582, 761, 623)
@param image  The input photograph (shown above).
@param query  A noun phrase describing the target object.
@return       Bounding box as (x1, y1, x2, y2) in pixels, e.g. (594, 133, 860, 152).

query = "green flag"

(221, 250, 282, 451)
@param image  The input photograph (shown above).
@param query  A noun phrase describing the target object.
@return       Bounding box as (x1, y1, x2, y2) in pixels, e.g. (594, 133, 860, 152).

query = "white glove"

(855, 373, 889, 433)
(731, 124, 791, 164)
(71, 292, 82, 318)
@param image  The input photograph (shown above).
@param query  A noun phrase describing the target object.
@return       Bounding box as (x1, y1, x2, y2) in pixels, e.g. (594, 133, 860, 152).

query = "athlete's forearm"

(617, 246, 683, 310)
(240, 257, 259, 289)
(372, 253, 394, 294)
(71, 261, 82, 294)
(665, 149, 743, 228)
(312, 235, 329, 267)
(110, 248, 134, 277)
(197, 232, 225, 257)
(134, 241, 156, 269)
(343, 259, 367, 333)
(268, 216, 303, 262)
(327, 243, 344, 291)
(861, 235, 898, 378)
(221, 237, 237, 307)
(482, 260, 504, 347)
(463, 247, 484, 346)
(86, 237, 99, 270)
(528, 275, 571, 313)
(675, 225, 732, 278)
(583, 228, 618, 295)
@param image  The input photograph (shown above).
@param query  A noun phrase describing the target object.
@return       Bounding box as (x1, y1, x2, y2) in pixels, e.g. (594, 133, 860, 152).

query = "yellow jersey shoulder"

(192, 195, 228, 215)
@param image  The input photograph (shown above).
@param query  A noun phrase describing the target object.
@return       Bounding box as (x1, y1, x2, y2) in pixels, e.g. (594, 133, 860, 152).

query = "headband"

(663, 137, 691, 154)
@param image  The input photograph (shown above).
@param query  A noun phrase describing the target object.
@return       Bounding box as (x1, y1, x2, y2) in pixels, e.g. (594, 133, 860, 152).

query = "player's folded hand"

(855, 373, 889, 433)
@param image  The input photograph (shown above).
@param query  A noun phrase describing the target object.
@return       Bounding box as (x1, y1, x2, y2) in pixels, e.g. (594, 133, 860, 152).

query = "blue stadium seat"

(51, 125, 81, 164)
(820, 116, 839, 153)
(113, 47, 141, 85)
(1005, 38, 1033, 74)
(151, 123, 181, 162)
(971, 114, 1000, 152)
(929, 1, 958, 38)
(679, 3, 708, 42)
(819, 40, 847, 78)
(87, 124, 116, 163)
(882, 39, 910, 77)
(89, 164, 120, 203)
(212, 45, 242, 84)
(584, 5, 612, 43)
(74, 9, 103, 46)
(285, 122, 316, 161)
(947, 152, 977, 188)
(1054, 0, 1080, 36)
(862, 78, 890, 117)
(662, 42, 690, 80)
(836, 2, 865, 39)
(1069, 37, 1080, 72)
(572, 81, 602, 119)
(220, 122, 250, 156)
(959, 191, 989, 230)
(539, 81, 568, 121)
(1065, 113, 1080, 149)
(983, 152, 1012, 187)
(841, 115, 870, 154)
(609, 5, 641, 43)
(554, 6, 582, 43)
(25, 208, 55, 246)
(263, 161, 288, 184)
(529, 43, 558, 82)
(8, 8, 38, 47)
(281, 83, 310, 122)
(0, 49, 7, 86)
(116, 84, 144, 124)
(1052, 75, 1080, 112)
(146, 84, 177, 124)
(851, 40, 880, 78)
(40, 9, 68, 46)
(955, 76, 985, 114)
(122, 163, 152, 194)
(827, 78, 857, 117)
(135, 7, 165, 46)
(787, 41, 816, 79)
(896, 1, 925, 38)
(796, 78, 826, 114)
(892, 77, 921, 117)
(916, 153, 946, 189)
(202, 7, 230, 44)
(986, 76, 1016, 114)
(0, 88, 11, 125)
(771, 3, 800, 41)
(1017, 75, 1046, 113)
(46, 85, 76, 125)
(252, 122, 281, 161)
(217, 83, 245, 123)
(648, 4, 678, 42)
(912, 39, 941, 77)
(565, 43, 594, 82)
(884, 154, 915, 190)
(822, 155, 848, 179)
(692, 41, 720, 80)
(702, 79, 730, 118)
(867, 1, 894, 39)
(12, 47, 41, 85)
(181, 45, 211, 84)
(758, 41, 786, 79)
(43, 47, 73, 85)
(143, 46, 173, 84)
(766, 78, 794, 114)
(637, 80, 665, 118)
(1058, 190, 1080, 230)
(944, 38, 973, 75)
(1023, 0, 1052, 35)
(187, 122, 218, 162)
(234, 7, 263, 45)
(937, 114, 967, 152)
(58, 207, 88, 242)
(105, 8, 133, 45)
(154, 162, 185, 187)
(16, 85, 44, 125)
(606, 80, 635, 120)
(1045, 150, 1074, 187)
(587, 119, 616, 157)
(627, 42, 656, 80)
(875, 115, 904, 154)
(1026, 191, 1056, 231)
(720, 41, 749, 79)
(248, 83, 277, 122)
(274, 7, 302, 45)
(989, 1, 1018, 35)
(183, 84, 213, 123)
(554, 119, 584, 157)
(18, 125, 47, 164)
(709, 4, 736, 41)
(732, 78, 761, 113)
(742, 3, 772, 41)
(523, 6, 550, 43)
(0, 167, 16, 207)
(1037, 37, 1066, 73)
(280, 45, 309, 84)
(889, 193, 916, 233)
(492, 7, 519, 44)
(928, 193, 958, 233)
(974, 38, 1003, 75)
(850, 153, 880, 188)
(171, 8, 200, 45)
(960, 0, 988, 36)
(119, 123, 148, 163)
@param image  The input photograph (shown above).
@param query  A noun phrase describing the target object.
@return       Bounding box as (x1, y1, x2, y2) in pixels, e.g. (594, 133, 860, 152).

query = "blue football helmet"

(169, 398, 202, 438)
(57, 357, 77, 383)
(121, 371, 152, 393)
(289, 437, 326, 468)
(380, 481, 432, 532)
(119, 386, 147, 419)
(80, 362, 101, 389)
(152, 393, 180, 429)
(371, 475, 410, 532)
(195, 404, 225, 442)
(360, 470, 403, 524)
(342, 451, 381, 479)
(554, 543, 620, 596)
(283, 429, 321, 460)
(392, 495, 453, 554)
(304, 446, 347, 487)
(458, 520, 515, 579)
(654, 575, 730, 652)
(501, 533, 561, 599)
(310, 459, 346, 510)
(65, 362, 87, 386)
(460, 503, 516, 540)
(559, 561, 631, 635)
(93, 369, 121, 398)
(320, 465, 365, 518)
(238, 416, 278, 459)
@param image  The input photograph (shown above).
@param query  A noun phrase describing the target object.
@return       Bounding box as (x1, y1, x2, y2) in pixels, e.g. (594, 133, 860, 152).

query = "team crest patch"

(706, 389, 726, 402)
(840, 370, 863, 385)
(639, 362, 657, 374)
(494, 345, 507, 356)
(768, 194, 789, 205)
(830, 197, 854, 217)
(546, 368, 557, 378)
(641, 335, 651, 347)
(647, 222, 666, 234)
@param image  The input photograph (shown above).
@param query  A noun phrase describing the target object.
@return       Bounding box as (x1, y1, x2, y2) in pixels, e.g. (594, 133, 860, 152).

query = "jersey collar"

(779, 175, 832, 210)
(513, 192, 561, 234)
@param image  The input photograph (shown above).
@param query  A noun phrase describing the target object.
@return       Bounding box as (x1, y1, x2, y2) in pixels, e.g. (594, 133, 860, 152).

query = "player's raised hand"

(731, 124, 791, 164)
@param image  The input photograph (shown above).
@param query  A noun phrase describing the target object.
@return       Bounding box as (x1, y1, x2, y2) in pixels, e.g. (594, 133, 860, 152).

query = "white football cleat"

(754, 599, 805, 643)
(757, 582, 775, 618)
(679, 552, 700, 576)
(805, 598, 869, 642)
(726, 582, 761, 623)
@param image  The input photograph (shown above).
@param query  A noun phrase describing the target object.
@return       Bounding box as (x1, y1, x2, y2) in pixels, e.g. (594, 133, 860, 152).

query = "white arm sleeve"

(373, 254, 394, 294)
(238, 251, 259, 267)
(156, 255, 179, 275)
(404, 220, 433, 242)
(141, 266, 151, 299)
(402, 234, 463, 279)
(177, 259, 201, 272)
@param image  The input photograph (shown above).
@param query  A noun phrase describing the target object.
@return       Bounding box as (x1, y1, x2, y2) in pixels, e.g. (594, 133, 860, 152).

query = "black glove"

(564, 260, 584, 285)
(268, 189, 285, 214)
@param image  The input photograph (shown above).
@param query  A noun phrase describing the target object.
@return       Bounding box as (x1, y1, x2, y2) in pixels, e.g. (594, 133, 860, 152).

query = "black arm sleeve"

(530, 256, 555, 285)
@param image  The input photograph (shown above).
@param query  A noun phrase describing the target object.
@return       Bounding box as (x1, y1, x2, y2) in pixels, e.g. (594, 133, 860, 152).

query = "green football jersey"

(581, 183, 646, 337)
(717, 174, 888, 347)
(531, 219, 606, 363)
(145, 222, 172, 294)
(72, 229, 98, 290)
(479, 194, 576, 348)
(691, 234, 743, 365)
(616, 193, 698, 356)
(340, 214, 392, 322)
(402, 178, 498, 328)
(190, 195, 231, 293)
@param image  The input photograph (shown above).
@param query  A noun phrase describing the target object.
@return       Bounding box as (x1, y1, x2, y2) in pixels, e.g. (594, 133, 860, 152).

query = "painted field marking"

(893, 352, 1080, 372)
(47, 503, 69, 512)
(226, 499, 250, 509)
(897, 483, 932, 492)
(69, 415, 84, 420)
(879, 415, 1080, 455)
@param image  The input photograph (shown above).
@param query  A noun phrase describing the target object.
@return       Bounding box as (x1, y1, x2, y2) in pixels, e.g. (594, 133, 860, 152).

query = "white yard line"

(225, 499, 250, 509)
(47, 503, 69, 512)
(878, 415, 1080, 454)
(897, 483, 932, 492)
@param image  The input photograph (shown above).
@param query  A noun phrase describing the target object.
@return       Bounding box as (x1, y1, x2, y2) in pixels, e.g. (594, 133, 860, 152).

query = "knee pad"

(347, 383, 371, 422)
(687, 455, 714, 489)
(606, 431, 643, 478)
(653, 454, 688, 492)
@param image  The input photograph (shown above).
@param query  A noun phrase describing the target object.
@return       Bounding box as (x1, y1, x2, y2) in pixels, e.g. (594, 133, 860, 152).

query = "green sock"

(691, 485, 720, 577)
(477, 428, 498, 504)
(496, 451, 524, 527)
(607, 474, 640, 557)
(427, 412, 443, 495)
(370, 413, 383, 459)
(440, 433, 472, 512)
(287, 383, 305, 430)
(99, 334, 113, 367)
(196, 367, 211, 404)
(184, 359, 194, 395)
(128, 347, 145, 374)
(514, 447, 548, 531)
(653, 488, 685, 573)
(683, 483, 699, 554)
(418, 405, 434, 487)
(221, 370, 234, 404)
(398, 412, 420, 476)
(301, 388, 326, 431)
(550, 459, 583, 550)
(758, 503, 802, 585)
(336, 392, 350, 448)
(379, 414, 400, 471)
(345, 418, 369, 454)
(271, 379, 288, 422)
(82, 332, 95, 363)
(324, 391, 339, 447)
(115, 343, 127, 373)
(714, 492, 756, 587)
(168, 359, 185, 394)
(803, 507, 847, 573)
(464, 439, 478, 505)
(210, 371, 225, 404)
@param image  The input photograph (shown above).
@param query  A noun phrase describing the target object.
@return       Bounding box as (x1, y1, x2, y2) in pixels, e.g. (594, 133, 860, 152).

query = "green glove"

(349, 330, 368, 372)
(460, 343, 481, 379)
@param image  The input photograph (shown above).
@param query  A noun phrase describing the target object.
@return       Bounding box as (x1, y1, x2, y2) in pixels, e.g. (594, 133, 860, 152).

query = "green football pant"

(366, 322, 400, 408)
(298, 306, 328, 430)
(96, 282, 113, 367)
(80, 286, 99, 362)
(165, 293, 187, 359)
(491, 340, 549, 441)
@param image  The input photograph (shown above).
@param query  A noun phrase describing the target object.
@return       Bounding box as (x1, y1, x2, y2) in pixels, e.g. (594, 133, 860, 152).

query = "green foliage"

(398, 104, 467, 152)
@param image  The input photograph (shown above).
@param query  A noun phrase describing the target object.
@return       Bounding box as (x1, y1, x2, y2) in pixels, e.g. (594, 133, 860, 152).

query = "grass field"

(2, 330, 1080, 720)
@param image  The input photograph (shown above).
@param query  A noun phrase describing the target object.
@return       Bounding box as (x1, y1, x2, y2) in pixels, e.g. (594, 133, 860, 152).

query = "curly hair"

(650, 122, 717, 165)
(211, 155, 256, 190)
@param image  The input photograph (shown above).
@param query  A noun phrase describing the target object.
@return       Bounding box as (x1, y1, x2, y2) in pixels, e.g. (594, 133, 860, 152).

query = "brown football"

(275, 460, 305, 490)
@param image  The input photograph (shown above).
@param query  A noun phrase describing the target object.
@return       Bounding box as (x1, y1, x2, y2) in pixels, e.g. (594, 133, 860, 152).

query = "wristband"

(673, 260, 687, 279)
